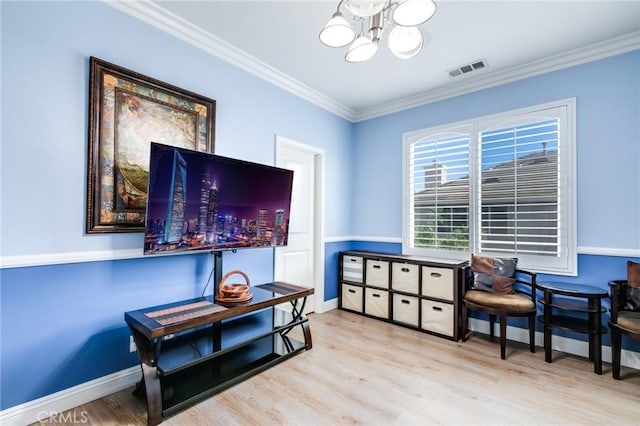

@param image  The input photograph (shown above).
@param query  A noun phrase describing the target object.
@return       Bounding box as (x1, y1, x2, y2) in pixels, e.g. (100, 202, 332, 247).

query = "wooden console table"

(125, 282, 313, 425)
(537, 281, 608, 374)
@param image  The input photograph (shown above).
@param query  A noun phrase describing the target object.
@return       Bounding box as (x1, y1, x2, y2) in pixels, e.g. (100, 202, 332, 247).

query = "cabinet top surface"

(537, 281, 608, 298)
(125, 282, 312, 338)
(342, 250, 467, 267)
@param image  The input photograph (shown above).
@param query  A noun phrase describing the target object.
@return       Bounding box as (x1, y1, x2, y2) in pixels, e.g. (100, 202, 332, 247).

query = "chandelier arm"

(369, 12, 384, 44)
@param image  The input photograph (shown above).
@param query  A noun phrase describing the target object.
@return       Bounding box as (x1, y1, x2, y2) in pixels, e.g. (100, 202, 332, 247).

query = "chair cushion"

(464, 289, 535, 313)
(471, 255, 517, 295)
(616, 311, 640, 334)
(625, 261, 640, 311)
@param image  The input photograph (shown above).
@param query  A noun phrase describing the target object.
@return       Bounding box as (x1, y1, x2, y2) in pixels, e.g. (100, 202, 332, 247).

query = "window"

(402, 99, 576, 275)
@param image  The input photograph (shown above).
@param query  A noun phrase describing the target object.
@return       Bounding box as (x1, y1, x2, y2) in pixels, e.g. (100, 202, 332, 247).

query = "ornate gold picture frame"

(86, 57, 216, 233)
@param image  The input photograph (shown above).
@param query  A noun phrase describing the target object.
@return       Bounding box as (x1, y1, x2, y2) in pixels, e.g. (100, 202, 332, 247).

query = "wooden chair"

(461, 258, 537, 360)
(608, 279, 640, 379)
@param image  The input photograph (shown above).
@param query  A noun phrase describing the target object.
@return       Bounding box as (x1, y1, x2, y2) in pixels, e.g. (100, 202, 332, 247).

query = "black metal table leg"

(544, 290, 552, 363)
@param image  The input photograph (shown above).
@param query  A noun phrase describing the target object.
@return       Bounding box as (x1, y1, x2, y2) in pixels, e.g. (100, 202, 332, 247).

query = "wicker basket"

(216, 270, 252, 301)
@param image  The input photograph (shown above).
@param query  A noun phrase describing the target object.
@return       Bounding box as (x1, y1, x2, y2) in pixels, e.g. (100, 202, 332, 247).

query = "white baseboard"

(0, 366, 140, 426)
(322, 297, 338, 313)
(3, 317, 638, 425)
(469, 318, 640, 370)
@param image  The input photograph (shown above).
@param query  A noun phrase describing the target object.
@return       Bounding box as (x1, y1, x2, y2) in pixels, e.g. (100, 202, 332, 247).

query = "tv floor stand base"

(125, 282, 313, 425)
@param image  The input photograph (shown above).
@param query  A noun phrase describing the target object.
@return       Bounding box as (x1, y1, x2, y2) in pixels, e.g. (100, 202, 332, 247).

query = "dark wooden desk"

(125, 282, 313, 425)
(537, 281, 608, 374)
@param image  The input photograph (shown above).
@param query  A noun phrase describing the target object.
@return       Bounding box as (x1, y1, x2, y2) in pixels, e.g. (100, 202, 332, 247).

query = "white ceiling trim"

(355, 31, 640, 122)
(106, 0, 638, 123)
(105, 0, 357, 121)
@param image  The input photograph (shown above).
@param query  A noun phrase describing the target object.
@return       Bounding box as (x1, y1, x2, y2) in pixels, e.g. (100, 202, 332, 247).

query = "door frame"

(275, 135, 325, 313)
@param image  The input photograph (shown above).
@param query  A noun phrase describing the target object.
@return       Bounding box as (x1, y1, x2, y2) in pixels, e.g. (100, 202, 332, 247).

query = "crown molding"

(104, 0, 357, 121)
(105, 1, 638, 123)
(354, 31, 640, 121)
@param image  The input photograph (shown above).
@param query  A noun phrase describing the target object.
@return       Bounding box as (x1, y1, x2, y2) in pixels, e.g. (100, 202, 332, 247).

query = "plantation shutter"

(409, 131, 470, 251)
(477, 112, 562, 257)
(403, 99, 575, 273)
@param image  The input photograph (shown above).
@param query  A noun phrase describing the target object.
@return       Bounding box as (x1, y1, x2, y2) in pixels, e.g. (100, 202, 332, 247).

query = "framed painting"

(86, 56, 216, 233)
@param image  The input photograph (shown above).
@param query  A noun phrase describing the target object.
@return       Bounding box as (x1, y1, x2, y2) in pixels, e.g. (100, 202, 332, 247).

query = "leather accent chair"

(461, 256, 537, 360)
(608, 279, 640, 379)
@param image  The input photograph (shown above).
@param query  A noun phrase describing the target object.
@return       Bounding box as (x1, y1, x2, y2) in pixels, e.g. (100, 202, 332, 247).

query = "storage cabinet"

(338, 250, 466, 341)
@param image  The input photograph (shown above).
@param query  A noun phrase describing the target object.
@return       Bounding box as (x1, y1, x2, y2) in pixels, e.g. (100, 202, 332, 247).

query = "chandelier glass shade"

(319, 0, 436, 63)
(319, 12, 356, 47)
(393, 0, 437, 26)
(344, 0, 387, 17)
(388, 25, 423, 59)
(345, 35, 379, 63)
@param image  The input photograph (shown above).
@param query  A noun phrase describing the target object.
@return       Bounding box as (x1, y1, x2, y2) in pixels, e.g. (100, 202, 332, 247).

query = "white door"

(275, 136, 323, 314)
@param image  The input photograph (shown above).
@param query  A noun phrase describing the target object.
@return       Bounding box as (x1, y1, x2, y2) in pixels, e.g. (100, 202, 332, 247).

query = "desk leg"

(591, 298, 603, 375)
(587, 298, 595, 361)
(130, 328, 163, 426)
(282, 296, 313, 350)
(544, 291, 552, 363)
(302, 319, 313, 350)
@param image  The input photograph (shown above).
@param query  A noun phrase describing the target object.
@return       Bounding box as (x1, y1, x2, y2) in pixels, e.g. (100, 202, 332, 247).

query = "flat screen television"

(143, 142, 293, 255)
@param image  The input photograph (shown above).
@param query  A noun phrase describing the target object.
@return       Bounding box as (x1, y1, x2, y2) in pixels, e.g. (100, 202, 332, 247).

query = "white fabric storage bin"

(365, 259, 389, 289)
(342, 255, 363, 283)
(341, 284, 363, 312)
(365, 288, 389, 319)
(421, 300, 454, 337)
(421, 266, 454, 301)
(392, 294, 419, 327)
(391, 262, 419, 293)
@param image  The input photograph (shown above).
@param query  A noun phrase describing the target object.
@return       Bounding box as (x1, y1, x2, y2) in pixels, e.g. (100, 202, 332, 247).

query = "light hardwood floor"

(42, 310, 639, 425)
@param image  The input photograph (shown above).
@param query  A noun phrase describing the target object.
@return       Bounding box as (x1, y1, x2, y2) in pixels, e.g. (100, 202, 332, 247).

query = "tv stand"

(125, 282, 313, 425)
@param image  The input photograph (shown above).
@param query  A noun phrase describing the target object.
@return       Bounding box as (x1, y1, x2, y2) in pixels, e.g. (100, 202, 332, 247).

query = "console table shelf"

(536, 281, 608, 374)
(543, 315, 608, 335)
(539, 296, 607, 314)
(125, 282, 313, 425)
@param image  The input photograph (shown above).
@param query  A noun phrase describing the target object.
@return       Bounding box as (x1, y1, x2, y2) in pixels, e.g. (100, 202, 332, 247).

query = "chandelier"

(319, 0, 437, 63)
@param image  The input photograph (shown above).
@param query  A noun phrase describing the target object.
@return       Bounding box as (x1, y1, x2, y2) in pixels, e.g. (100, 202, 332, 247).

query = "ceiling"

(119, 1, 640, 121)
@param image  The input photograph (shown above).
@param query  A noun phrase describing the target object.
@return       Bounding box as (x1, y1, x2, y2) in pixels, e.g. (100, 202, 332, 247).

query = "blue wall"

(0, 1, 354, 259)
(333, 50, 640, 353)
(0, 1, 352, 410)
(1, 0, 639, 413)
(1, 254, 212, 409)
(351, 51, 640, 248)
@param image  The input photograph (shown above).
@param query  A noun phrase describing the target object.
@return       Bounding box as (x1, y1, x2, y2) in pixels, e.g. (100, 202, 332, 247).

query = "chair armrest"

(514, 268, 537, 301)
(461, 266, 473, 296)
(609, 279, 628, 322)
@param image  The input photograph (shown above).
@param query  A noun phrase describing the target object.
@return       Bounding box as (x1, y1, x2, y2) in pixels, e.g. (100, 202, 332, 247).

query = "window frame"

(402, 98, 577, 275)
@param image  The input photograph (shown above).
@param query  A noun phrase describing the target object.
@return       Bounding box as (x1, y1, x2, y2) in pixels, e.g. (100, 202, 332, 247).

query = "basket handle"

(218, 270, 251, 295)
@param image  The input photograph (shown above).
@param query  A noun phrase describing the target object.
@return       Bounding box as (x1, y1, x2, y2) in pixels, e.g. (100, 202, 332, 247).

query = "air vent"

(448, 59, 488, 78)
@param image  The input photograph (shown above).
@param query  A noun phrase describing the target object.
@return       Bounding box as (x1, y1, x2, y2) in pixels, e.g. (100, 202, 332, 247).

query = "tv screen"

(144, 142, 293, 255)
